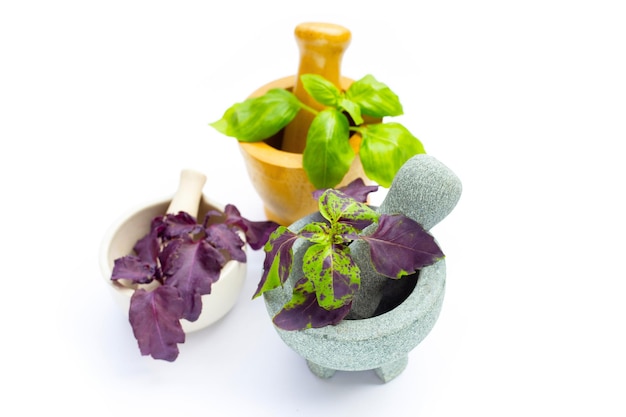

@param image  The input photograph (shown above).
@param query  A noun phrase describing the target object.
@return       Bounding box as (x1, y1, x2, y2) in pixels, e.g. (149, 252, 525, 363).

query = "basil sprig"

(211, 74, 426, 188)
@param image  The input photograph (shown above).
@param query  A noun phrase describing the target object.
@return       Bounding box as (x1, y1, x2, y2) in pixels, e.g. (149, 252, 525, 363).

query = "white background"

(2, 1, 625, 416)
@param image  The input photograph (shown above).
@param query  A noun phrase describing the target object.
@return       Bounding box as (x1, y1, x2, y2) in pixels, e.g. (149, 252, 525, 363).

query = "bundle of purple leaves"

(111, 205, 278, 361)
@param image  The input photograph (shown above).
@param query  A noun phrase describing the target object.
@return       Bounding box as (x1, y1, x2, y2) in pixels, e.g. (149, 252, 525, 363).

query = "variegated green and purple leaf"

(360, 214, 444, 279)
(319, 189, 379, 225)
(297, 221, 331, 244)
(254, 226, 299, 298)
(302, 242, 360, 310)
(331, 217, 365, 243)
(272, 278, 353, 330)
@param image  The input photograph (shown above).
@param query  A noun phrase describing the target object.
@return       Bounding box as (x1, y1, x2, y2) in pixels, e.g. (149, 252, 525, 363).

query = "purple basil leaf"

(254, 226, 299, 298)
(222, 203, 242, 219)
(311, 189, 324, 201)
(159, 236, 225, 321)
(272, 277, 352, 330)
(201, 209, 227, 230)
(312, 178, 378, 203)
(129, 286, 185, 362)
(161, 212, 203, 240)
(132, 223, 161, 265)
(111, 255, 156, 284)
(360, 214, 444, 279)
(243, 219, 281, 250)
(205, 223, 246, 263)
(337, 178, 379, 203)
(204, 208, 223, 221)
(222, 204, 280, 250)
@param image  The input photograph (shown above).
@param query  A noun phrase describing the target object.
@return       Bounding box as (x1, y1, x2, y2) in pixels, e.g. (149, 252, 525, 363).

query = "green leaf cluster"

(210, 74, 426, 188)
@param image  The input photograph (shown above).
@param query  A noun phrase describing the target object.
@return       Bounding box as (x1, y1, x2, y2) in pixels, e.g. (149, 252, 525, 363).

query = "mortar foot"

(375, 355, 409, 383)
(306, 360, 337, 379)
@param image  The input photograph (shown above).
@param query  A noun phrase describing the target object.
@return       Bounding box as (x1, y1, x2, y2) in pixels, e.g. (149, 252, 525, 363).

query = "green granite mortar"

(263, 154, 462, 382)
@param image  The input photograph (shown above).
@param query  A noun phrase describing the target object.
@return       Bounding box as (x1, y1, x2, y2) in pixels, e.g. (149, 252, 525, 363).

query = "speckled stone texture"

(349, 154, 463, 319)
(263, 154, 461, 382)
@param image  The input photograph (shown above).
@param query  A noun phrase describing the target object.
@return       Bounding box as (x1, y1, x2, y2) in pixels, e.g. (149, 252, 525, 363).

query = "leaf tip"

(209, 118, 228, 134)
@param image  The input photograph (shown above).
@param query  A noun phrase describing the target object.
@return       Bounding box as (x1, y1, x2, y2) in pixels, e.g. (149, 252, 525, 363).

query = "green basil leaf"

(345, 74, 403, 118)
(338, 98, 363, 125)
(359, 123, 425, 187)
(209, 88, 301, 142)
(303, 109, 354, 189)
(301, 74, 342, 107)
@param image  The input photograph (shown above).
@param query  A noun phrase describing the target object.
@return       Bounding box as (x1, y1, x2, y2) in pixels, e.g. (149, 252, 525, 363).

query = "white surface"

(2, 1, 625, 416)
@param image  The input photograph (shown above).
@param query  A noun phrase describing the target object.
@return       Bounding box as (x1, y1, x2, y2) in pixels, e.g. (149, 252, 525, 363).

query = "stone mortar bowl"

(263, 212, 446, 383)
(263, 154, 462, 382)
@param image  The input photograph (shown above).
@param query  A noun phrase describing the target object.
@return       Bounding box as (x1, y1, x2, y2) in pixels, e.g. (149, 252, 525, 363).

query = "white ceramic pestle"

(166, 169, 207, 216)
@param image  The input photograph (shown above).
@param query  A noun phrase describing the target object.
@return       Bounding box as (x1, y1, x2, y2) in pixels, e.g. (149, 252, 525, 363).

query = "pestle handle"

(347, 155, 462, 320)
(281, 22, 352, 154)
(166, 169, 207, 217)
(378, 154, 462, 230)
